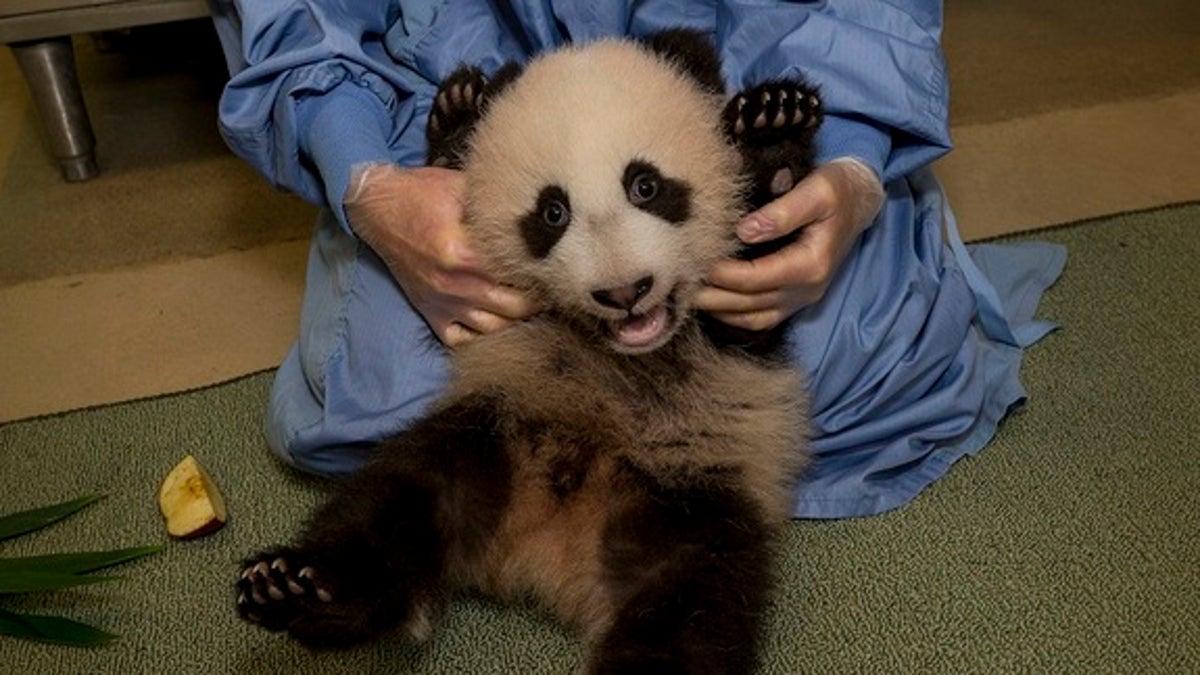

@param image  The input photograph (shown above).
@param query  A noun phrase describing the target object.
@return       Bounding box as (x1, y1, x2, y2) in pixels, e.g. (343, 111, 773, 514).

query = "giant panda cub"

(237, 29, 822, 673)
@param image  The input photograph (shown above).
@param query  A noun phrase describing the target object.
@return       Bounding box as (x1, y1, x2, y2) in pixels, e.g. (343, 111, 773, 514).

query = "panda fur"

(238, 29, 821, 674)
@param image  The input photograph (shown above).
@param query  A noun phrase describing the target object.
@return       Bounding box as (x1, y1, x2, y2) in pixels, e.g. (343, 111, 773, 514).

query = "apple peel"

(158, 454, 227, 539)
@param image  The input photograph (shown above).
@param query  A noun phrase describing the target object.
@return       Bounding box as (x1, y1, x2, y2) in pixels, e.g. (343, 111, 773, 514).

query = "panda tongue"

(614, 303, 670, 349)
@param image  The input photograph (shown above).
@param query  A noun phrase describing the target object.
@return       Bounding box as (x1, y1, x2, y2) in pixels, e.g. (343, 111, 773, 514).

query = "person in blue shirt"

(210, 0, 1065, 519)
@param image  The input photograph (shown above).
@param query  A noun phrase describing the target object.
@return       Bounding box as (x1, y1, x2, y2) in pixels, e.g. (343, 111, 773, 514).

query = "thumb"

(737, 178, 824, 245)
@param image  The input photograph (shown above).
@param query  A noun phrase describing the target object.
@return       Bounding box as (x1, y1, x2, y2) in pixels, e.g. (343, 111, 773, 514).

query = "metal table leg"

(9, 36, 99, 182)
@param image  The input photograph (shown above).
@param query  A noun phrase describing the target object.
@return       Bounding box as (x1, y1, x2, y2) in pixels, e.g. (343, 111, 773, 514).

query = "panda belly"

(470, 415, 772, 641)
(233, 317, 805, 667)
(450, 326, 804, 637)
(475, 435, 625, 636)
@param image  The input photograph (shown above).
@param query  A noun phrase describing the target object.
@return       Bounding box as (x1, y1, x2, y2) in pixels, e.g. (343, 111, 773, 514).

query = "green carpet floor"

(2, 204, 1198, 673)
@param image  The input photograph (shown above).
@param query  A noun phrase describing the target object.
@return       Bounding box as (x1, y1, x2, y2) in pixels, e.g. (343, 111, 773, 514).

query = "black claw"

(296, 565, 331, 601)
(724, 79, 822, 147)
(426, 66, 492, 168)
(723, 78, 823, 211)
(236, 549, 338, 631)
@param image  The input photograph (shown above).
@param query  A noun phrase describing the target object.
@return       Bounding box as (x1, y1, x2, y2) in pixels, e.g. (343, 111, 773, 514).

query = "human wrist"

(824, 158, 886, 233)
(297, 82, 395, 235)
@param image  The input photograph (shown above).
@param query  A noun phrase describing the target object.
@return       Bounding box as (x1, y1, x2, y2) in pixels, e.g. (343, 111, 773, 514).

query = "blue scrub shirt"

(211, 0, 1066, 518)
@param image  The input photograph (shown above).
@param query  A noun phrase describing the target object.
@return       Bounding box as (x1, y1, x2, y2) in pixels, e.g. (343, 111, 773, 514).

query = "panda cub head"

(461, 40, 745, 355)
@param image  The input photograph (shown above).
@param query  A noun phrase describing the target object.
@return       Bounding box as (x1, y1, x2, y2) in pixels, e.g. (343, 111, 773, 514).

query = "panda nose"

(592, 275, 655, 311)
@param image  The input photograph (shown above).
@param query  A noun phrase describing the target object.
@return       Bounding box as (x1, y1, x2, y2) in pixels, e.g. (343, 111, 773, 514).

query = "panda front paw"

(725, 79, 823, 205)
(426, 66, 490, 168)
(724, 80, 822, 146)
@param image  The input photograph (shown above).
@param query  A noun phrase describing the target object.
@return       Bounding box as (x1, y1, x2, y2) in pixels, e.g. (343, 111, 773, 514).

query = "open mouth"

(604, 294, 678, 352)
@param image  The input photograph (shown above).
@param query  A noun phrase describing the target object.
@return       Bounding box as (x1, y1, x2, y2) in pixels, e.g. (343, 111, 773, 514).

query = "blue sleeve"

(209, 0, 533, 233)
(211, 2, 406, 223)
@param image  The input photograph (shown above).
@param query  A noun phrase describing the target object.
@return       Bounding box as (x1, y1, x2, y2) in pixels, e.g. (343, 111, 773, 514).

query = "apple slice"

(157, 455, 227, 539)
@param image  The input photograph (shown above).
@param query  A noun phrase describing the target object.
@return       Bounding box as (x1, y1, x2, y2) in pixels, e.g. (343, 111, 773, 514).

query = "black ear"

(485, 61, 524, 100)
(426, 61, 525, 168)
(643, 28, 727, 96)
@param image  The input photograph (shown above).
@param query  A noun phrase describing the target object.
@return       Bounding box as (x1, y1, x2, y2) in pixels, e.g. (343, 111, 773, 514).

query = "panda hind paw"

(236, 549, 337, 633)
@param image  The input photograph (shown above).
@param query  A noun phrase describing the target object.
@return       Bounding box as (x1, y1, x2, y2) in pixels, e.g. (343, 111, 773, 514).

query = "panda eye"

(542, 199, 570, 228)
(628, 172, 659, 205)
(522, 185, 571, 258)
(623, 161, 692, 225)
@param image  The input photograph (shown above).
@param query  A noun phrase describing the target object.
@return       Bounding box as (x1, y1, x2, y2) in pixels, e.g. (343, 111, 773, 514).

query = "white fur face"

(463, 40, 744, 354)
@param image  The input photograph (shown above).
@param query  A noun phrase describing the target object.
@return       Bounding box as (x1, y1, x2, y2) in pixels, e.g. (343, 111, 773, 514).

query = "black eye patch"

(519, 185, 572, 259)
(622, 160, 692, 225)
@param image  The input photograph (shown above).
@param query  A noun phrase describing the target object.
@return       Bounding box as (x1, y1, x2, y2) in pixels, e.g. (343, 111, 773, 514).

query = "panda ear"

(485, 61, 524, 101)
(642, 29, 726, 96)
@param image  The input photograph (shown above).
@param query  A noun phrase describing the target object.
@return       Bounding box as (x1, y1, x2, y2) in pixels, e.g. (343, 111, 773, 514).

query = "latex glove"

(696, 159, 886, 331)
(344, 163, 539, 347)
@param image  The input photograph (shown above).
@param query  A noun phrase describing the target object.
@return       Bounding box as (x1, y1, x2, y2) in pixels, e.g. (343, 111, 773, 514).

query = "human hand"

(695, 159, 885, 331)
(344, 163, 540, 347)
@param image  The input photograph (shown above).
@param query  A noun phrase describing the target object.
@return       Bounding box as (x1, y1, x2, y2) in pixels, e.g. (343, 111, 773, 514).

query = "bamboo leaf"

(0, 607, 117, 646)
(0, 495, 103, 542)
(0, 571, 116, 594)
(0, 545, 163, 576)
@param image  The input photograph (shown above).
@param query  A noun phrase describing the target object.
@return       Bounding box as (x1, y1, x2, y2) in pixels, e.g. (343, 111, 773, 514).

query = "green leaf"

(0, 571, 116, 594)
(0, 495, 103, 543)
(0, 545, 164, 576)
(0, 607, 117, 646)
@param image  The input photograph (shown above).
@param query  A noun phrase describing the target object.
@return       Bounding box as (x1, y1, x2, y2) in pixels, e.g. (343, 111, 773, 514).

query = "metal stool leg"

(10, 36, 99, 182)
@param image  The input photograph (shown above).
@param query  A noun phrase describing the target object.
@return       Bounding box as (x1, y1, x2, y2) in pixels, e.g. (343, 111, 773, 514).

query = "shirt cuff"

(814, 115, 892, 182)
(297, 81, 395, 234)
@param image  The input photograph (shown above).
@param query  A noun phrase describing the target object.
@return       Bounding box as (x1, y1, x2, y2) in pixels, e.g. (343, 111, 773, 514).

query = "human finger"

(441, 322, 479, 349)
(482, 283, 542, 320)
(431, 269, 540, 321)
(705, 308, 789, 332)
(704, 249, 804, 294)
(736, 172, 834, 245)
(457, 307, 517, 336)
(694, 283, 783, 314)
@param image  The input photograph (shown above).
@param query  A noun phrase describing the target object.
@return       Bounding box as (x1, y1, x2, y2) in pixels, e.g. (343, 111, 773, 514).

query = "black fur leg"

(236, 392, 513, 648)
(591, 469, 773, 674)
(725, 79, 823, 209)
(426, 62, 524, 169)
(235, 475, 447, 648)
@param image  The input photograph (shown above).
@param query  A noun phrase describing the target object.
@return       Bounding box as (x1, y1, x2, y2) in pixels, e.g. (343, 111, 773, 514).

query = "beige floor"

(2, 5, 1199, 422)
